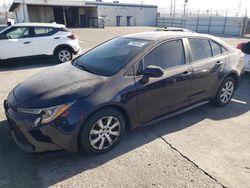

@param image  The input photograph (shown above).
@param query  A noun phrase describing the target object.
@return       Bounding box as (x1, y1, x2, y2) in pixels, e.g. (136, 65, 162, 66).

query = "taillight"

(67, 33, 78, 40)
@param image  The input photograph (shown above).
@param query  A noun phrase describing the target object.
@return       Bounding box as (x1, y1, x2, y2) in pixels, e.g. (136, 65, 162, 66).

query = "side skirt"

(142, 100, 210, 128)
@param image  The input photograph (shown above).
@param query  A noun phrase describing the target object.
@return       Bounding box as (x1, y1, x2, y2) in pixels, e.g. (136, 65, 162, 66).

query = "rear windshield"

(74, 37, 151, 76)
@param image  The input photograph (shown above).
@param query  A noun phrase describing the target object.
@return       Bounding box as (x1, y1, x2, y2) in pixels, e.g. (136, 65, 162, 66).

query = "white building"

(9, 0, 158, 27)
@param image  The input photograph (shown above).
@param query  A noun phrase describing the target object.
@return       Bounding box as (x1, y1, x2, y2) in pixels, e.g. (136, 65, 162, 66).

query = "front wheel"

(55, 48, 73, 63)
(213, 77, 236, 106)
(79, 108, 126, 154)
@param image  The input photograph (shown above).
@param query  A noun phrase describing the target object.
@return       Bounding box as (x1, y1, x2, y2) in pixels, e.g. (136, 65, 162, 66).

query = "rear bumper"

(74, 48, 81, 55)
(244, 54, 250, 72)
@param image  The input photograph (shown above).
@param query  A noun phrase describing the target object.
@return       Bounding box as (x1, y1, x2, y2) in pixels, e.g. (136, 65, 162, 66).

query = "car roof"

(122, 31, 232, 49)
(12, 23, 65, 28)
(155, 27, 193, 32)
(123, 31, 212, 41)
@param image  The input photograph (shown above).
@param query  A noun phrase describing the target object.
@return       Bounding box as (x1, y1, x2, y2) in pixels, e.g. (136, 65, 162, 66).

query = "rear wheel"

(79, 108, 126, 154)
(213, 77, 235, 106)
(55, 48, 73, 63)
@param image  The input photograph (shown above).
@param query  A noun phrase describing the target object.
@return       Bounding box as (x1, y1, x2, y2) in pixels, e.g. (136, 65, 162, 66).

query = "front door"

(0, 27, 34, 59)
(135, 39, 193, 122)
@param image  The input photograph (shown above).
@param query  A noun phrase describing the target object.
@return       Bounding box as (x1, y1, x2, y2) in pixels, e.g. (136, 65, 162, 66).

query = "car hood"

(12, 62, 106, 108)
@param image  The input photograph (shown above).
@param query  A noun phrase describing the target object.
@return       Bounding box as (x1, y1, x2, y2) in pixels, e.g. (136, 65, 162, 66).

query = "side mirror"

(142, 65, 164, 78)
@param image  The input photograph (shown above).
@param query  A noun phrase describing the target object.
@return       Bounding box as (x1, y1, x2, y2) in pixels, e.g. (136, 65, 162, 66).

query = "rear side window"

(144, 39, 185, 70)
(210, 41, 222, 56)
(33, 27, 56, 37)
(189, 38, 212, 62)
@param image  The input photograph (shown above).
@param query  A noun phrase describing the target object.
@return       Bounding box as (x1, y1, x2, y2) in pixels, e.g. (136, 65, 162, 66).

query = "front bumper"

(4, 99, 83, 153)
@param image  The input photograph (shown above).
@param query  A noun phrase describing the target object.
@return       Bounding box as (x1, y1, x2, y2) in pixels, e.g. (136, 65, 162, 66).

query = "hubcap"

(89, 116, 121, 150)
(220, 81, 234, 104)
(58, 50, 71, 62)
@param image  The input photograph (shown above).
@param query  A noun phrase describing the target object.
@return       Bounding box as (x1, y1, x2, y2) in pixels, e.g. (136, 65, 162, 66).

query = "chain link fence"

(157, 10, 249, 37)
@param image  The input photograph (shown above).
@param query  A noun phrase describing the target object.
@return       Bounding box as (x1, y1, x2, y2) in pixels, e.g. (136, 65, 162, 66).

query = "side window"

(33, 27, 55, 37)
(210, 40, 222, 56)
(143, 39, 185, 70)
(188, 38, 212, 62)
(6, 27, 30, 39)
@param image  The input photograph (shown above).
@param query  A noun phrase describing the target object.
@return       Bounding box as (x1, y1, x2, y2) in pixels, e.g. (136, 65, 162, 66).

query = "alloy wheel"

(58, 50, 71, 62)
(89, 116, 121, 150)
(220, 80, 234, 104)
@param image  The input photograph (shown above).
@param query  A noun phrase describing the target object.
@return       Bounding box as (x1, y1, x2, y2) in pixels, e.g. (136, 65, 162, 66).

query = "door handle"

(181, 71, 192, 77)
(54, 37, 60, 39)
(23, 41, 31, 44)
(215, 61, 224, 66)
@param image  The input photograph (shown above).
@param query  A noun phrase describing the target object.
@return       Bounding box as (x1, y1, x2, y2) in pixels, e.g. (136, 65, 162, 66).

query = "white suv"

(0, 23, 81, 63)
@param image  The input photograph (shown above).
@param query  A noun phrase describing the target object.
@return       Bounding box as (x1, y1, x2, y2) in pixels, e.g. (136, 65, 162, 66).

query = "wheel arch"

(84, 105, 132, 131)
(213, 71, 240, 97)
(53, 44, 74, 56)
(224, 71, 240, 89)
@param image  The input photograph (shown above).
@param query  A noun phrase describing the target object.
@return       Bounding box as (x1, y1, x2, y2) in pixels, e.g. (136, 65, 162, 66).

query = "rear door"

(135, 39, 193, 122)
(187, 38, 227, 102)
(0, 27, 34, 59)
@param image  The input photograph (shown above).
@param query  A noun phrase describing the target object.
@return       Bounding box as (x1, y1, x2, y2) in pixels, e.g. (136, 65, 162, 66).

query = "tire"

(55, 48, 73, 63)
(79, 108, 126, 155)
(213, 77, 236, 106)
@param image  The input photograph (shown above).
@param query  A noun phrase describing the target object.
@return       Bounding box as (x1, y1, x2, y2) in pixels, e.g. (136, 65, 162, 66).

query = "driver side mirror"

(142, 65, 164, 78)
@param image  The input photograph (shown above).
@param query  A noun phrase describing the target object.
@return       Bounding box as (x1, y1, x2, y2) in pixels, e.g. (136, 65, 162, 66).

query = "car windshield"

(74, 37, 151, 76)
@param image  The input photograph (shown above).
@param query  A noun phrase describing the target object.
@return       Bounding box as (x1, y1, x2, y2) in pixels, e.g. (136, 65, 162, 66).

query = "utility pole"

(170, 0, 173, 17)
(139, 1, 144, 9)
(236, 0, 242, 17)
(183, 0, 188, 18)
(173, 0, 176, 18)
(3, 0, 8, 23)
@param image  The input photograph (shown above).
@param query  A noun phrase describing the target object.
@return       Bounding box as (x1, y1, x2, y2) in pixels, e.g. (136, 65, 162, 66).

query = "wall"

(12, 0, 85, 7)
(157, 16, 246, 36)
(13, 3, 29, 23)
(97, 5, 157, 27)
(28, 6, 54, 23)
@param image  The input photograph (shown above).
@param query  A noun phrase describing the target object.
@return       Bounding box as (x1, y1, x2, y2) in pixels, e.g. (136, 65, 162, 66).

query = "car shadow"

(0, 58, 57, 72)
(0, 76, 249, 187)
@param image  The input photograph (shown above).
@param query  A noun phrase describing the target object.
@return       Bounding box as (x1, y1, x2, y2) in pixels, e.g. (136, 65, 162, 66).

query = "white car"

(0, 23, 81, 63)
(244, 54, 250, 72)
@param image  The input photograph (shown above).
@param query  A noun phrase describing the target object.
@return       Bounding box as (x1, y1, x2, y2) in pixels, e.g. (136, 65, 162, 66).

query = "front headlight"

(17, 102, 74, 124)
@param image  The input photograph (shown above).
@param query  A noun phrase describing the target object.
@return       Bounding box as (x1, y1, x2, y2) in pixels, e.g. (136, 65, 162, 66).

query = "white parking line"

(231, 98, 248, 104)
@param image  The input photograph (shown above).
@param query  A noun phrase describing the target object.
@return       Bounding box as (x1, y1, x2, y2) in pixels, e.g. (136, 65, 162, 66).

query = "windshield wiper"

(74, 62, 100, 75)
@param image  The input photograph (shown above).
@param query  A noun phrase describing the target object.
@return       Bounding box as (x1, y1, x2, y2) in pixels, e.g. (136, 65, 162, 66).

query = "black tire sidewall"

(214, 77, 236, 106)
(55, 48, 72, 63)
(79, 108, 126, 155)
